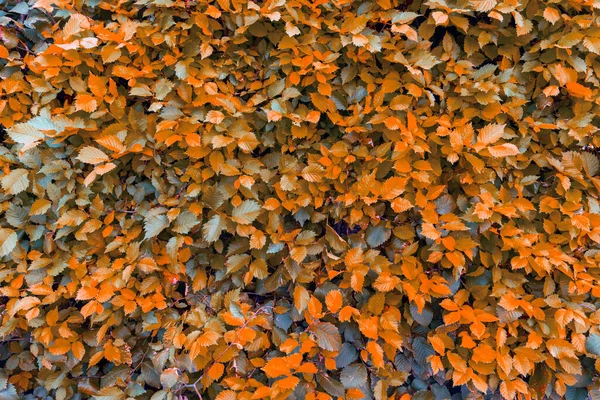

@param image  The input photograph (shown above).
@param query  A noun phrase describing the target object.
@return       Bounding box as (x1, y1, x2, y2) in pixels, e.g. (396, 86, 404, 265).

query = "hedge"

(1, 0, 600, 399)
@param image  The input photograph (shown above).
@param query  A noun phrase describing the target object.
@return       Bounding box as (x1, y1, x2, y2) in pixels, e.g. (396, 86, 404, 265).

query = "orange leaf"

(75, 94, 98, 112)
(251, 387, 271, 399)
(566, 81, 592, 98)
(72, 341, 85, 360)
(366, 341, 384, 368)
(276, 376, 300, 390)
(308, 296, 323, 318)
(358, 316, 379, 340)
(325, 290, 342, 313)
(208, 363, 224, 380)
(262, 357, 291, 378)
(346, 388, 365, 399)
(49, 339, 71, 355)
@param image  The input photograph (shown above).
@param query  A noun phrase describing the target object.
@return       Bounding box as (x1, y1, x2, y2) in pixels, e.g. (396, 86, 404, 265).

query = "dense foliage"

(1, 0, 600, 398)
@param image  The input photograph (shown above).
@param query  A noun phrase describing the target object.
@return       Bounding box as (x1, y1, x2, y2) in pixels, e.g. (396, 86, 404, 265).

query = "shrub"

(1, 0, 600, 399)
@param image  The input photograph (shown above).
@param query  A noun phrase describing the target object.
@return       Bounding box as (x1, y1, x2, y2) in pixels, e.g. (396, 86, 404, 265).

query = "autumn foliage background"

(1, 0, 600, 398)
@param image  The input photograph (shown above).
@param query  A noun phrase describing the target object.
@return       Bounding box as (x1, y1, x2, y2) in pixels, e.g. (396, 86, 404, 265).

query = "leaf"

(582, 152, 600, 176)
(29, 199, 52, 216)
(373, 273, 401, 292)
(72, 341, 85, 360)
(77, 146, 110, 165)
(198, 330, 220, 346)
(290, 246, 307, 263)
(543, 7, 560, 24)
(301, 164, 324, 182)
(0, 228, 18, 257)
(478, 123, 505, 145)
(63, 13, 90, 38)
(365, 223, 390, 247)
(144, 209, 169, 240)
(49, 338, 72, 355)
(341, 363, 368, 389)
(154, 79, 174, 100)
(88, 74, 107, 97)
(336, 343, 359, 369)
(413, 337, 435, 366)
(325, 290, 343, 313)
(75, 94, 98, 112)
(294, 285, 310, 312)
(488, 143, 520, 157)
(566, 387, 589, 400)
(262, 357, 290, 378)
(312, 322, 342, 351)
(231, 200, 261, 224)
(410, 303, 433, 326)
(0, 383, 19, 400)
(1, 169, 29, 195)
(308, 296, 323, 318)
(7, 123, 45, 145)
(10, 296, 40, 317)
(173, 211, 199, 234)
(160, 368, 179, 390)
(91, 387, 126, 400)
(566, 81, 592, 98)
(202, 214, 226, 242)
(316, 374, 345, 398)
(586, 334, 600, 355)
(277, 376, 300, 390)
(392, 12, 419, 24)
(470, 0, 496, 12)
